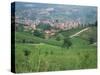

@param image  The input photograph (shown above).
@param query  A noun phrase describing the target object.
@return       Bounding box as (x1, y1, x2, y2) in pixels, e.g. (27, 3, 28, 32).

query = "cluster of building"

(15, 17, 36, 31)
(55, 20, 80, 30)
(15, 16, 81, 34)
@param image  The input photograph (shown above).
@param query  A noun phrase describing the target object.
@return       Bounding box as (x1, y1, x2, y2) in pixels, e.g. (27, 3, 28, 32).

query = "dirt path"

(70, 27, 89, 38)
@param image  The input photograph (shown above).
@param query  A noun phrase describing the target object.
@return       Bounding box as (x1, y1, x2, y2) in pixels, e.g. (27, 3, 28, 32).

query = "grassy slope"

(77, 27, 97, 41)
(15, 27, 97, 73)
(59, 27, 84, 37)
(15, 42, 97, 73)
(15, 32, 63, 46)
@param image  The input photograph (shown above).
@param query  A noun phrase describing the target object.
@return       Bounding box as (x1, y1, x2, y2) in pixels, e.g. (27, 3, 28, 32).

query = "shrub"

(37, 23, 52, 30)
(62, 37, 72, 48)
(88, 36, 96, 44)
(23, 49, 31, 57)
(56, 34, 64, 41)
(33, 29, 44, 38)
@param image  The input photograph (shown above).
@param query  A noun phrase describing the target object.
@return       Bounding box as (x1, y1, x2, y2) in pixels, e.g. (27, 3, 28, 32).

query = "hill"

(15, 26, 97, 72)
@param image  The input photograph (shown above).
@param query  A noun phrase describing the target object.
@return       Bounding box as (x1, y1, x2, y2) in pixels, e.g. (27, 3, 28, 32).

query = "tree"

(17, 24, 24, 32)
(62, 37, 72, 48)
(88, 31, 97, 44)
(23, 49, 31, 57)
(94, 21, 97, 27)
(22, 39, 26, 43)
(37, 23, 52, 30)
(56, 34, 64, 41)
(88, 37, 96, 44)
(33, 29, 44, 38)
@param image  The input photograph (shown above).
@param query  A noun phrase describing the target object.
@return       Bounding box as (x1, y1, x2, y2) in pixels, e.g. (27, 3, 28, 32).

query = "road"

(70, 27, 89, 38)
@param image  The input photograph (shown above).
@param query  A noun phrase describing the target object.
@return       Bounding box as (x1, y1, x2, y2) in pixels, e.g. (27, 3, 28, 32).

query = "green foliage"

(56, 33, 64, 41)
(62, 37, 72, 48)
(78, 27, 97, 44)
(23, 49, 31, 57)
(15, 26, 97, 73)
(15, 32, 63, 46)
(88, 37, 96, 44)
(15, 43, 97, 72)
(33, 29, 44, 38)
(59, 27, 84, 37)
(22, 39, 25, 43)
(37, 23, 52, 30)
(17, 24, 24, 32)
(94, 21, 97, 27)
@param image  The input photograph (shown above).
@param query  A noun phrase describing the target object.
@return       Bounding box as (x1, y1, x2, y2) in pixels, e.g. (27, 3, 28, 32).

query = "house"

(44, 30, 55, 39)
(55, 22, 65, 30)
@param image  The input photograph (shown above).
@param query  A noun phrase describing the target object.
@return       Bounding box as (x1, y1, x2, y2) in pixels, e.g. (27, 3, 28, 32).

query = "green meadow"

(15, 26, 97, 73)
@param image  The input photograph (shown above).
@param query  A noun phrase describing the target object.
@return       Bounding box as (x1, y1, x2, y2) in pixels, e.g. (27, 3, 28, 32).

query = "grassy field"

(15, 27, 97, 73)
(59, 27, 84, 37)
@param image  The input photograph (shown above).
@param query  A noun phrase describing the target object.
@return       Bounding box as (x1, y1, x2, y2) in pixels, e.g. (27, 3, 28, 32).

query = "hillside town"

(15, 16, 81, 34)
